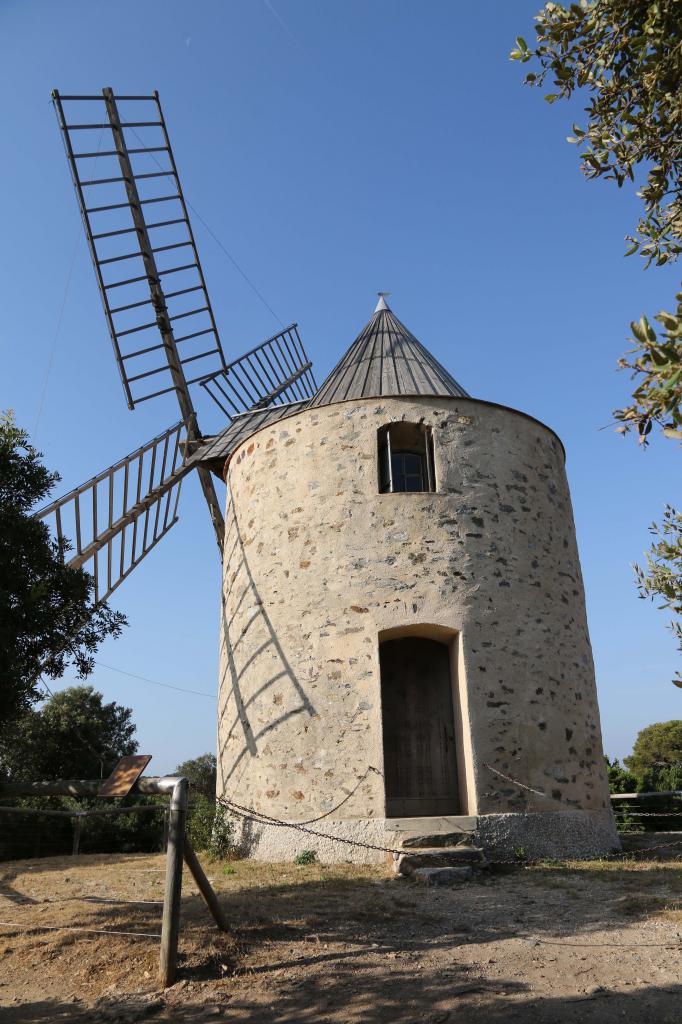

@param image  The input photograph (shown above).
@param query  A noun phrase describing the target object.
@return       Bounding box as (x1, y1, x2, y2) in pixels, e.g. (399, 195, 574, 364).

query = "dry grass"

(1, 852, 681, 1023)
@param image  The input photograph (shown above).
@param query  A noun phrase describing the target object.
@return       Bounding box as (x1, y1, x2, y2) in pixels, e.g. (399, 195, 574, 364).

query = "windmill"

(40, 89, 317, 604)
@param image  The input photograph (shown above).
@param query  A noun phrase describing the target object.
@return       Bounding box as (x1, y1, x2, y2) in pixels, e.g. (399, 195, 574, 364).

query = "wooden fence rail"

(0, 775, 228, 986)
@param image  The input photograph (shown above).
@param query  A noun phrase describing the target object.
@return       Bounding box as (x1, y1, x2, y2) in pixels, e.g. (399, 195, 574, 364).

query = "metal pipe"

(610, 790, 682, 800)
(0, 775, 186, 799)
(159, 777, 188, 987)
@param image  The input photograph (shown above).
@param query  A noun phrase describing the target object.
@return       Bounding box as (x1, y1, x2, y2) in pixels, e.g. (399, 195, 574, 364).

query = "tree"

(174, 753, 236, 858)
(511, 2, 681, 682)
(0, 686, 165, 861)
(624, 719, 682, 790)
(604, 754, 637, 794)
(174, 753, 217, 798)
(0, 685, 138, 781)
(635, 506, 682, 685)
(0, 412, 126, 719)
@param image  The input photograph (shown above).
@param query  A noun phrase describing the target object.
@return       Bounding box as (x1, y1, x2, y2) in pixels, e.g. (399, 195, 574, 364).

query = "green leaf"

(663, 427, 682, 440)
(631, 320, 647, 343)
(544, 93, 559, 104)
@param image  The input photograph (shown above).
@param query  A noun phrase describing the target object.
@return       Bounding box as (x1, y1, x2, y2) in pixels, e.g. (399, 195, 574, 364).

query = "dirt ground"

(0, 842, 681, 1023)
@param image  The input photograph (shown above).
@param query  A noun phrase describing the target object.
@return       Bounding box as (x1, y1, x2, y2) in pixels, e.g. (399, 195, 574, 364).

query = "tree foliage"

(511, 2, 681, 683)
(174, 753, 237, 859)
(0, 686, 163, 861)
(0, 412, 126, 720)
(512, 2, 681, 257)
(0, 685, 138, 782)
(607, 724, 682, 833)
(185, 795, 236, 859)
(618, 300, 682, 444)
(624, 719, 682, 788)
(174, 753, 217, 798)
(635, 506, 682, 685)
(511, 0, 682, 441)
(604, 754, 637, 793)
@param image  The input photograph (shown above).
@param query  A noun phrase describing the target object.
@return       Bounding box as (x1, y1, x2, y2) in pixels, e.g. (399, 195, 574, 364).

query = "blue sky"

(1, 0, 679, 772)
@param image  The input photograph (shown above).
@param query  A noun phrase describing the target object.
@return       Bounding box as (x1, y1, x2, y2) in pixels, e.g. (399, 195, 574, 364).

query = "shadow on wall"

(217, 482, 318, 796)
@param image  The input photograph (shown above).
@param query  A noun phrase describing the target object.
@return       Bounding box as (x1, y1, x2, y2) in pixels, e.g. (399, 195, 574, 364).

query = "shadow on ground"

(1, 853, 681, 1023)
(4, 983, 682, 1024)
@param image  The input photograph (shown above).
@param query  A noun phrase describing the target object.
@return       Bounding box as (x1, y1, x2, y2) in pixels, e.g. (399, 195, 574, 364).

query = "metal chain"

(614, 811, 682, 817)
(482, 763, 549, 798)
(219, 794, 682, 864)
(217, 795, 404, 857)
(217, 761, 682, 864)
(616, 837, 682, 857)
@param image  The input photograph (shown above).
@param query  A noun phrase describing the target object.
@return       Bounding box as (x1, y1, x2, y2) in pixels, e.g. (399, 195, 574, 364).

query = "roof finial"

(374, 292, 390, 313)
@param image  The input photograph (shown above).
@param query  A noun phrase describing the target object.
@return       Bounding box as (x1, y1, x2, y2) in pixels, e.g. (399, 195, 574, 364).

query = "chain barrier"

(216, 762, 682, 866)
(482, 763, 548, 798)
(614, 810, 682, 817)
(219, 793, 682, 864)
(217, 795, 404, 858)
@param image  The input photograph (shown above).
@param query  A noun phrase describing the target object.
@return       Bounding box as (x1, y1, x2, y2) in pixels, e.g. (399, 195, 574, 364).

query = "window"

(378, 422, 436, 493)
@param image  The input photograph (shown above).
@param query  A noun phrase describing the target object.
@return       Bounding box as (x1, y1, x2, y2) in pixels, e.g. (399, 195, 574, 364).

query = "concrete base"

(229, 809, 620, 864)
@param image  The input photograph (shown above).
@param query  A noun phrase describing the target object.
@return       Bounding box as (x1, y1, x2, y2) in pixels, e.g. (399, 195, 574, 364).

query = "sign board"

(98, 754, 152, 798)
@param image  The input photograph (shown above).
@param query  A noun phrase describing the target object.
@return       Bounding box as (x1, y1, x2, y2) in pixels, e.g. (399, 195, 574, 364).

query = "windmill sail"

(52, 87, 228, 547)
(199, 323, 317, 418)
(36, 423, 190, 605)
(52, 89, 226, 410)
(51, 87, 321, 555)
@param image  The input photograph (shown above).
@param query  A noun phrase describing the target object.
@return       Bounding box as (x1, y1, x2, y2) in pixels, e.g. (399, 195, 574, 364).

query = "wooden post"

(183, 838, 230, 932)
(159, 778, 188, 987)
(72, 816, 82, 856)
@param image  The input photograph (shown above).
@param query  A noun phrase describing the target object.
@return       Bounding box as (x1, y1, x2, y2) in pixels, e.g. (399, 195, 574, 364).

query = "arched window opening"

(378, 422, 436, 493)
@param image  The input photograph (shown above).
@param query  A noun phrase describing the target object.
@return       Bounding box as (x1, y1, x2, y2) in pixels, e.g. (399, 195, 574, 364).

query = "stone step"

(399, 832, 477, 849)
(412, 865, 474, 886)
(395, 846, 486, 877)
(385, 816, 477, 837)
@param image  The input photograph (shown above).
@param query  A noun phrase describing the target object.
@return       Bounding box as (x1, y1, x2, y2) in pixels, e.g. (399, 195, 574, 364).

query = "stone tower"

(213, 297, 617, 861)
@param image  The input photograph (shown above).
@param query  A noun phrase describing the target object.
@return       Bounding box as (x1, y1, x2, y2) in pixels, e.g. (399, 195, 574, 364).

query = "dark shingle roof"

(197, 298, 469, 472)
(191, 401, 308, 470)
(309, 298, 469, 408)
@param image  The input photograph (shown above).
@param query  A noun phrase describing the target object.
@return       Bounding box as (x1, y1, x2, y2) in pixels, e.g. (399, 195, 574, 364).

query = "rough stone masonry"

(214, 303, 618, 862)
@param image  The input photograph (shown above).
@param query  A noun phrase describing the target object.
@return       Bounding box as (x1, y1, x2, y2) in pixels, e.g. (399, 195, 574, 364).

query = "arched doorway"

(380, 636, 460, 817)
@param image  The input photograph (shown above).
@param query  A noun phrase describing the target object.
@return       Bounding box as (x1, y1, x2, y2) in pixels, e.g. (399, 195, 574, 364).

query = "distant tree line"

(607, 720, 682, 831)
(0, 686, 233, 861)
(0, 410, 236, 860)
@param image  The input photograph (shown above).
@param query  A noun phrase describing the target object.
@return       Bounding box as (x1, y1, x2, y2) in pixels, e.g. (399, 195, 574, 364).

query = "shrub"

(294, 849, 317, 865)
(185, 795, 236, 859)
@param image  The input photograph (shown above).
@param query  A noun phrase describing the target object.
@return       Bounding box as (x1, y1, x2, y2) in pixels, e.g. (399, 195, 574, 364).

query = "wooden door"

(380, 636, 460, 817)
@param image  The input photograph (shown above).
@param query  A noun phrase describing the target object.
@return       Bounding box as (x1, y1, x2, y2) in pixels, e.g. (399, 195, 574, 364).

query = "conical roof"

(309, 297, 469, 408)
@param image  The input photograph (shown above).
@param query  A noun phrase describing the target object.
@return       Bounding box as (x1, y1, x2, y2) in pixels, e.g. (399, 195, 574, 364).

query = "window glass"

(391, 451, 425, 492)
(377, 423, 436, 494)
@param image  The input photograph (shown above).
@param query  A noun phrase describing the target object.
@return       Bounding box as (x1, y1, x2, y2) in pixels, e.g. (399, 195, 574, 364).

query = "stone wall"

(216, 395, 616, 859)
